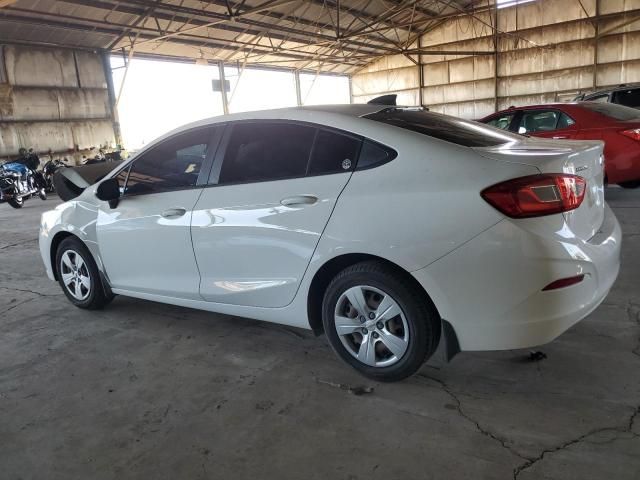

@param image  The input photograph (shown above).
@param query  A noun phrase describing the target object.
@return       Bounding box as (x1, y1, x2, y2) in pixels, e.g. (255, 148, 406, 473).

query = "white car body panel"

(192, 173, 352, 308)
(38, 104, 622, 353)
(95, 189, 203, 299)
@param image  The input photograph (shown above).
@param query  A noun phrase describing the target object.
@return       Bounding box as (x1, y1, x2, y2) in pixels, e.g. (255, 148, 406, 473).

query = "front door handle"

(280, 195, 318, 207)
(161, 207, 187, 218)
(552, 136, 569, 139)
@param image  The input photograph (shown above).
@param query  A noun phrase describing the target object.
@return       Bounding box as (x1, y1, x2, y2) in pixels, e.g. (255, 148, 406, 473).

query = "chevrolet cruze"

(39, 104, 621, 381)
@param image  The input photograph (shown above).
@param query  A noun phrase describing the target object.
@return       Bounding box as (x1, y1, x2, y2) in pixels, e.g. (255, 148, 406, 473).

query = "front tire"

(8, 196, 23, 208)
(322, 261, 440, 382)
(55, 237, 113, 309)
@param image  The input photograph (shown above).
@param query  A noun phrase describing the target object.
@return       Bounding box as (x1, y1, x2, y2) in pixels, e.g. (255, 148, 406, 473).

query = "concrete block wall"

(351, 0, 640, 119)
(0, 44, 116, 161)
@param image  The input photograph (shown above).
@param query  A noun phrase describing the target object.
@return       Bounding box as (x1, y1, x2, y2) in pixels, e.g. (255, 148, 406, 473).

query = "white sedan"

(39, 104, 621, 381)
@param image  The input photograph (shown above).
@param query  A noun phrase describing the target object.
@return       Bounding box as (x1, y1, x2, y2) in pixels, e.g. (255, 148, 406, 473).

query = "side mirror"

(96, 177, 121, 209)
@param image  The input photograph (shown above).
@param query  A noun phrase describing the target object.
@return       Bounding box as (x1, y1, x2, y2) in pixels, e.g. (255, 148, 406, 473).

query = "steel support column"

(101, 51, 123, 147)
(218, 61, 230, 115)
(294, 70, 302, 106)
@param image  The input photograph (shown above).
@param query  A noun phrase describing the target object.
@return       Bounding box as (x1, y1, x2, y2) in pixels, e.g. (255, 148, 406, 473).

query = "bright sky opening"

(111, 57, 351, 150)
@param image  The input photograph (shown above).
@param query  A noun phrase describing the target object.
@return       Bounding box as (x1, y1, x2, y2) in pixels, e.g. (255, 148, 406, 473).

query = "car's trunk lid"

(474, 138, 605, 240)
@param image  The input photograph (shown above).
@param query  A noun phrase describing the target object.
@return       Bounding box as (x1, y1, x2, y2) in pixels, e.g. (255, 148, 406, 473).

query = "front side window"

(518, 110, 561, 133)
(485, 113, 515, 130)
(364, 108, 519, 147)
(124, 127, 214, 195)
(218, 123, 315, 184)
(308, 130, 361, 175)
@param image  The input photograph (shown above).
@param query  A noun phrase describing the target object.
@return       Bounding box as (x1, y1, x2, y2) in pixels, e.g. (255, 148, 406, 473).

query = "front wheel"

(55, 237, 113, 309)
(8, 196, 23, 208)
(322, 261, 441, 382)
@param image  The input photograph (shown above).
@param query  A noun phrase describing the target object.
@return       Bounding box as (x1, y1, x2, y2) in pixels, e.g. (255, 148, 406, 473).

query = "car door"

(517, 109, 579, 139)
(191, 121, 361, 308)
(95, 125, 222, 299)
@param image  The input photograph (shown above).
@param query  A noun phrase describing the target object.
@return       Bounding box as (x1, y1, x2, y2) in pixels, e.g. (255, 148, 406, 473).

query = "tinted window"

(557, 112, 576, 129)
(308, 130, 361, 175)
(357, 140, 397, 169)
(219, 123, 315, 184)
(581, 102, 640, 121)
(519, 110, 560, 133)
(589, 94, 610, 103)
(364, 109, 518, 147)
(485, 113, 515, 130)
(613, 89, 640, 109)
(124, 127, 214, 195)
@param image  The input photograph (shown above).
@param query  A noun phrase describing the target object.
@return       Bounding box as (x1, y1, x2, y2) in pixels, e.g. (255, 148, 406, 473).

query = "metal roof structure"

(0, 0, 488, 74)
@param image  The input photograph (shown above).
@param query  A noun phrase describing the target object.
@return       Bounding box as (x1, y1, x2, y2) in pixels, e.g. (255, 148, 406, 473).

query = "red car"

(479, 102, 640, 188)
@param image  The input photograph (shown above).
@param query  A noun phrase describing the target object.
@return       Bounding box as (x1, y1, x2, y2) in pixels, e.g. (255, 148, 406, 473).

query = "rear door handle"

(280, 195, 318, 207)
(161, 207, 187, 218)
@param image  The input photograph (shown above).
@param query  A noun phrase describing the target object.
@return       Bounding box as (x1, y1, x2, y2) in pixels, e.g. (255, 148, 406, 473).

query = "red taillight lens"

(481, 174, 586, 218)
(620, 128, 640, 141)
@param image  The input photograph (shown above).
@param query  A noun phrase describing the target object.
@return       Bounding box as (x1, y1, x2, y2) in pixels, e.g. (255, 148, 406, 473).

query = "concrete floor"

(1, 189, 639, 480)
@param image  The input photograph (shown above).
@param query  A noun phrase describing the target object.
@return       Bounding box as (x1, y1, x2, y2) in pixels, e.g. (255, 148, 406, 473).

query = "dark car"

(574, 84, 640, 109)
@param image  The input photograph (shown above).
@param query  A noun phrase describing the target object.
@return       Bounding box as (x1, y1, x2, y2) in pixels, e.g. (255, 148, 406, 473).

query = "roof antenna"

(368, 94, 397, 106)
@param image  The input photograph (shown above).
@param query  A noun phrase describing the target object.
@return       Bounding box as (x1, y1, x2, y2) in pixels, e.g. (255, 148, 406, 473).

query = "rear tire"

(619, 181, 640, 189)
(8, 196, 23, 208)
(55, 236, 113, 310)
(322, 261, 440, 382)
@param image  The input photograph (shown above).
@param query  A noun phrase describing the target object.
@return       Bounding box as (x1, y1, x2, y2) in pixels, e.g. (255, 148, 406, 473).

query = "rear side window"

(357, 141, 397, 169)
(557, 112, 576, 129)
(581, 102, 640, 121)
(613, 89, 640, 109)
(308, 130, 361, 175)
(364, 109, 519, 147)
(219, 123, 315, 184)
(519, 110, 560, 133)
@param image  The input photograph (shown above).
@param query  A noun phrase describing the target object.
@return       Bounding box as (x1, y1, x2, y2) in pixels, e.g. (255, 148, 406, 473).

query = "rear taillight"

(481, 174, 586, 218)
(620, 128, 640, 141)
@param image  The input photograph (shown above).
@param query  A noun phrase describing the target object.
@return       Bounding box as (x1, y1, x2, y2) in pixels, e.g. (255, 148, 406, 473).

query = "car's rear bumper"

(411, 204, 621, 351)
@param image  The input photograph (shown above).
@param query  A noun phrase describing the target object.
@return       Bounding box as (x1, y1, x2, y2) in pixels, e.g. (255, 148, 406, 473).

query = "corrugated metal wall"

(0, 45, 116, 160)
(352, 0, 640, 119)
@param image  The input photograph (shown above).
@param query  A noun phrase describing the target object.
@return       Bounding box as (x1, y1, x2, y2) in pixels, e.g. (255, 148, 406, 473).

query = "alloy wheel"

(60, 250, 91, 301)
(334, 285, 409, 367)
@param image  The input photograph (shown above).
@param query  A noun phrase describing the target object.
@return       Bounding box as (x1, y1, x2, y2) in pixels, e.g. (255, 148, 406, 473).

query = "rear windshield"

(613, 88, 640, 109)
(581, 102, 640, 121)
(363, 108, 519, 147)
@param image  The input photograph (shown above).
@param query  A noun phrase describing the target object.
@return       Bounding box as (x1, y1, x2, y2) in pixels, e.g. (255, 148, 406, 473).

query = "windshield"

(581, 102, 640, 121)
(363, 108, 520, 147)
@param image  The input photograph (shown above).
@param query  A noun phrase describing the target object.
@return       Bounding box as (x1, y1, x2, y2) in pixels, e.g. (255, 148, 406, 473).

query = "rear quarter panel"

(310, 124, 540, 273)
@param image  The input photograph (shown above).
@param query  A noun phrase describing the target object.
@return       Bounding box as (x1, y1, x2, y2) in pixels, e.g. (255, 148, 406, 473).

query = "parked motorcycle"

(42, 158, 68, 193)
(0, 162, 47, 209)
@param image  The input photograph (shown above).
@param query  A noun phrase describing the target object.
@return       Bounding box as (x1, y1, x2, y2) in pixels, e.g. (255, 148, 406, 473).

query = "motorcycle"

(42, 158, 68, 193)
(0, 162, 47, 209)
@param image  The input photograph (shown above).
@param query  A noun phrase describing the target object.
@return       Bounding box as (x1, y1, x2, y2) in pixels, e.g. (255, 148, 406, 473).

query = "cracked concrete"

(1, 187, 639, 480)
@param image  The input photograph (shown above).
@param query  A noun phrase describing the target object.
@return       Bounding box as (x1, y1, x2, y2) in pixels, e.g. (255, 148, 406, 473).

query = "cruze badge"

(342, 159, 352, 170)
(575, 165, 589, 172)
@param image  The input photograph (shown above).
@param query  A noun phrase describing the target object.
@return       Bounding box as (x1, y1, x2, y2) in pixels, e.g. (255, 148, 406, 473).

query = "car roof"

(583, 83, 640, 97)
(133, 104, 393, 156)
